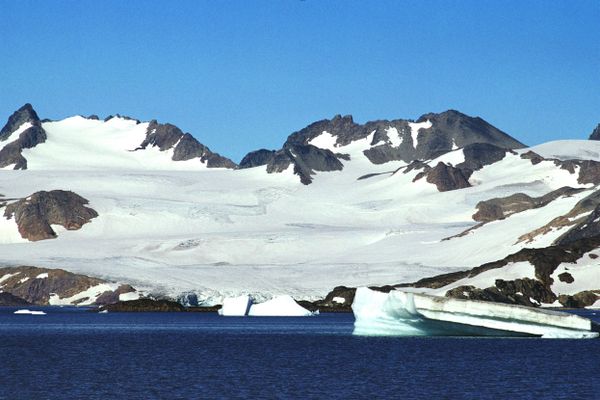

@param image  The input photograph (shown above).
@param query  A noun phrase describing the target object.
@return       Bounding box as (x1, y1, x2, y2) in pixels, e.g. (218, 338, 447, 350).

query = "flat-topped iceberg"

(13, 309, 46, 315)
(352, 288, 599, 339)
(248, 295, 316, 317)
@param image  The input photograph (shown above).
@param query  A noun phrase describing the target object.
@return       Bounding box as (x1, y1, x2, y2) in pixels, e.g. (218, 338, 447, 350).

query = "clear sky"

(1, 0, 598, 162)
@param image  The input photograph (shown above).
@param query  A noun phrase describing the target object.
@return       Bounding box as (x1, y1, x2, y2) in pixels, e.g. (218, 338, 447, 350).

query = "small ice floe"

(13, 309, 46, 315)
(99, 309, 109, 314)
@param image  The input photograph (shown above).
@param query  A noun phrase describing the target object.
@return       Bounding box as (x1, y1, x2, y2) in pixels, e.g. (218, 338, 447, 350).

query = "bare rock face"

(445, 278, 556, 307)
(0, 266, 138, 306)
(0, 103, 47, 169)
(411, 143, 513, 192)
(94, 284, 137, 305)
(286, 144, 344, 184)
(517, 188, 600, 245)
(0, 266, 104, 304)
(556, 203, 600, 245)
(423, 162, 472, 192)
(558, 291, 599, 308)
(473, 187, 584, 223)
(456, 143, 512, 170)
(416, 110, 525, 152)
(0, 292, 31, 306)
(3, 190, 98, 241)
(138, 120, 237, 168)
(257, 144, 344, 185)
(239, 149, 277, 169)
(588, 123, 600, 140)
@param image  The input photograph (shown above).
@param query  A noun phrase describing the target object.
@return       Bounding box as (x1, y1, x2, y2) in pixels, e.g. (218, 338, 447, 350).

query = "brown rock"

(3, 190, 98, 241)
(424, 162, 472, 192)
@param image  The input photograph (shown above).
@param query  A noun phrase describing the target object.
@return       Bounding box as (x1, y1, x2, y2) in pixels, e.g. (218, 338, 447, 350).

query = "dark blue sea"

(0, 307, 599, 399)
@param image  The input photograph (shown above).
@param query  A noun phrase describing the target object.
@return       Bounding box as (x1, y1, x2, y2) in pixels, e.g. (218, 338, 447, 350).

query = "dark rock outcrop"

(445, 277, 556, 307)
(0, 104, 40, 140)
(99, 298, 185, 312)
(94, 284, 137, 305)
(104, 114, 141, 124)
(310, 286, 356, 312)
(556, 203, 600, 245)
(137, 120, 236, 168)
(456, 143, 512, 170)
(558, 291, 599, 308)
(0, 292, 31, 306)
(3, 190, 98, 241)
(0, 104, 47, 169)
(473, 187, 584, 223)
(286, 144, 344, 184)
(588, 123, 600, 141)
(0, 266, 106, 305)
(423, 162, 472, 192)
(255, 144, 344, 185)
(239, 149, 277, 169)
(517, 188, 600, 245)
(411, 143, 515, 192)
(416, 110, 525, 150)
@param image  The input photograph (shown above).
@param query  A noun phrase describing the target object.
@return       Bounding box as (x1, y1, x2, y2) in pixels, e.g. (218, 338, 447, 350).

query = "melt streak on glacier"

(0, 114, 598, 303)
(352, 288, 599, 338)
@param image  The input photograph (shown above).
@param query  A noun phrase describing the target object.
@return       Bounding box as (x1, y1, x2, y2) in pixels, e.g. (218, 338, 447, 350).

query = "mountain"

(0, 103, 599, 308)
(0, 103, 47, 169)
(239, 110, 525, 184)
(0, 105, 236, 170)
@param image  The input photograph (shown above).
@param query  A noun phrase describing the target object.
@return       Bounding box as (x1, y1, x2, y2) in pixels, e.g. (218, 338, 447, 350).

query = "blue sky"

(1, 0, 598, 161)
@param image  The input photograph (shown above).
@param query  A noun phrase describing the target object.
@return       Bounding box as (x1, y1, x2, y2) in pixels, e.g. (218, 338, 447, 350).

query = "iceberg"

(13, 309, 46, 315)
(248, 295, 316, 317)
(352, 287, 599, 338)
(218, 295, 252, 316)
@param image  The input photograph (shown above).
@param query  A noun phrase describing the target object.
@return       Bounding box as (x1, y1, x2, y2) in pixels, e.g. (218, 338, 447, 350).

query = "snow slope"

(23, 117, 212, 170)
(0, 115, 598, 304)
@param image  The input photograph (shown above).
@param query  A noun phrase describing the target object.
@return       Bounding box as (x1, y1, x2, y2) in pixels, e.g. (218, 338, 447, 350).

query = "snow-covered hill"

(0, 104, 599, 306)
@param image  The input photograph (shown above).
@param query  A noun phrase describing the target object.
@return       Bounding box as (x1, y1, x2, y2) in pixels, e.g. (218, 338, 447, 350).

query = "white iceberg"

(248, 295, 316, 317)
(352, 287, 599, 339)
(13, 309, 46, 315)
(218, 295, 252, 316)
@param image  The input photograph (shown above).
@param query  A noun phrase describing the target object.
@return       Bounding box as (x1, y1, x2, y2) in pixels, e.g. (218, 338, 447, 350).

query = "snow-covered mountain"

(0, 104, 236, 171)
(0, 103, 599, 307)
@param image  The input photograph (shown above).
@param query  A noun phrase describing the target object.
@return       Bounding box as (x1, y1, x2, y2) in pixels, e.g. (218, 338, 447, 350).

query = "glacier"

(352, 288, 599, 338)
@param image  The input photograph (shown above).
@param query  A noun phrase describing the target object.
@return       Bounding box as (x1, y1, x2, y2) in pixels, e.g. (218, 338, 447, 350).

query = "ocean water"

(0, 307, 599, 399)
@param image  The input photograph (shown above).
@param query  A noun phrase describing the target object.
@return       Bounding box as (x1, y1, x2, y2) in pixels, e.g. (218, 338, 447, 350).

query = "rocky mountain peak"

(138, 119, 237, 168)
(588, 123, 600, 140)
(0, 103, 47, 169)
(0, 103, 41, 141)
(416, 110, 525, 149)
